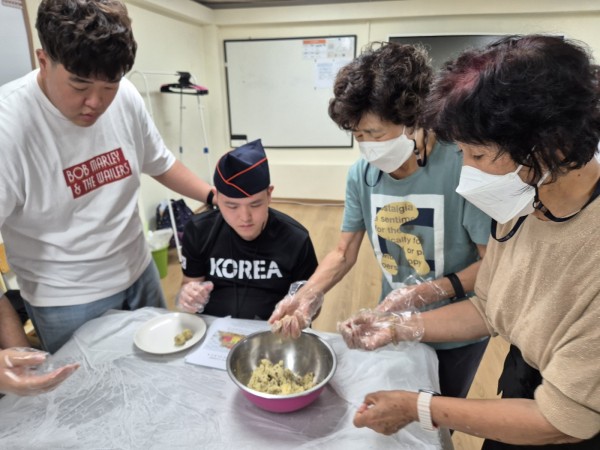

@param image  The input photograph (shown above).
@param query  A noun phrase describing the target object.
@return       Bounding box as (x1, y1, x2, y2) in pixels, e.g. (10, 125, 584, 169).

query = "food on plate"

(182, 328, 194, 340)
(247, 359, 315, 395)
(174, 334, 186, 346)
(174, 328, 194, 346)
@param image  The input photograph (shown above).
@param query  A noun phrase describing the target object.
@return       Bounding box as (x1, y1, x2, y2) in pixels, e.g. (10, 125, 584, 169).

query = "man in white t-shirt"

(0, 0, 213, 353)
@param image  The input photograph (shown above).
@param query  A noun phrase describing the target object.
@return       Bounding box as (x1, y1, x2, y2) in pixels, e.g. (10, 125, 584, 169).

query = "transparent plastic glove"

(337, 309, 424, 351)
(0, 347, 80, 396)
(268, 281, 324, 339)
(176, 281, 214, 313)
(376, 278, 447, 313)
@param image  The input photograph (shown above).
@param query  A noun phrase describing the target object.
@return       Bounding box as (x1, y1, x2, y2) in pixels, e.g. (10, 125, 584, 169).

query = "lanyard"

(492, 176, 600, 242)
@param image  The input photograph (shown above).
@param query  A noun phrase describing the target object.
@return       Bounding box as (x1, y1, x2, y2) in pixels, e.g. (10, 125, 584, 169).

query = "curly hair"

(423, 35, 600, 180)
(36, 0, 137, 81)
(328, 42, 433, 130)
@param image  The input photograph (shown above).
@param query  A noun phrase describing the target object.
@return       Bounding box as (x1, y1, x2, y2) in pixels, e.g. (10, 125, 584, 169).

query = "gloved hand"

(268, 281, 324, 339)
(337, 309, 424, 351)
(0, 347, 80, 396)
(376, 280, 446, 313)
(176, 281, 214, 313)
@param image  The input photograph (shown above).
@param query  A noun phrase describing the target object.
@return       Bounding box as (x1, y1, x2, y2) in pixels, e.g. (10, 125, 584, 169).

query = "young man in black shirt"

(176, 139, 318, 320)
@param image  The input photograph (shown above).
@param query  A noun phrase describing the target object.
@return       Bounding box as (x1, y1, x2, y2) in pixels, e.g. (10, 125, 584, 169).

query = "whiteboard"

(0, 1, 33, 85)
(224, 36, 356, 148)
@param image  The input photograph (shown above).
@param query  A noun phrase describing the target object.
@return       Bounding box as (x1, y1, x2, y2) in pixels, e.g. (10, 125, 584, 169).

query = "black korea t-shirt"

(181, 208, 318, 320)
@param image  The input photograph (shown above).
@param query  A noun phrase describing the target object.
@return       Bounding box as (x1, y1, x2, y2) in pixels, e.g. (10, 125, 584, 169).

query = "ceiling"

(192, 0, 370, 10)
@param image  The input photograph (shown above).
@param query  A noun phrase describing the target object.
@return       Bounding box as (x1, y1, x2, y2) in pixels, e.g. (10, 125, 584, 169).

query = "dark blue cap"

(214, 139, 270, 198)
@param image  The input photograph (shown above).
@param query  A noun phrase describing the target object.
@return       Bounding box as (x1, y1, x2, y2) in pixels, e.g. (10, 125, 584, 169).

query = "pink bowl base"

(242, 386, 325, 413)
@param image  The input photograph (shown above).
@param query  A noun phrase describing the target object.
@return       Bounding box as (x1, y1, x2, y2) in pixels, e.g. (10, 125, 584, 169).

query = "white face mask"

(358, 127, 415, 173)
(456, 165, 547, 224)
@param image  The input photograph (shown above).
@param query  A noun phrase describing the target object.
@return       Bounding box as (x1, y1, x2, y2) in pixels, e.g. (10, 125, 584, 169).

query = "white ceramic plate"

(134, 313, 207, 354)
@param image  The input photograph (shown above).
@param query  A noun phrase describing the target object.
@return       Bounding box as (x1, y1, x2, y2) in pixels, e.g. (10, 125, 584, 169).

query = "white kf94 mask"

(456, 165, 547, 224)
(358, 127, 415, 173)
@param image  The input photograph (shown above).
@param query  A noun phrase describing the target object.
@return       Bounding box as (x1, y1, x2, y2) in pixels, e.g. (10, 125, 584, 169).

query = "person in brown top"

(338, 35, 600, 447)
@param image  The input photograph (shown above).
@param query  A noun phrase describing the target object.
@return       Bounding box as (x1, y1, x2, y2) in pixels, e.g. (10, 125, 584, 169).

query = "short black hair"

(36, 0, 137, 81)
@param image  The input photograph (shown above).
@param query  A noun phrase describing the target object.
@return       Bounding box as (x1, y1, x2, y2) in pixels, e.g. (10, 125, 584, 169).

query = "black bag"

(482, 345, 600, 449)
(156, 199, 193, 248)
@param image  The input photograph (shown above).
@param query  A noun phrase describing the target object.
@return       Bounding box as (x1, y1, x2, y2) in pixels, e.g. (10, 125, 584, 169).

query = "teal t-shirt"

(342, 141, 491, 349)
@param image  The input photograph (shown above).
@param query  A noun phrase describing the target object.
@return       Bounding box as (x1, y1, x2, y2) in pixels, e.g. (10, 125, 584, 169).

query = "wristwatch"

(417, 389, 440, 432)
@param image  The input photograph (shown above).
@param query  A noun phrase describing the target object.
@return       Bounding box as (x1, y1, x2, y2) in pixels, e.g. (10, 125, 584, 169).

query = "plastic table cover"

(0, 307, 452, 449)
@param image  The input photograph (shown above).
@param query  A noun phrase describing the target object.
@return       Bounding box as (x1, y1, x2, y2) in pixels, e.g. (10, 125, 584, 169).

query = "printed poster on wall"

(303, 37, 354, 89)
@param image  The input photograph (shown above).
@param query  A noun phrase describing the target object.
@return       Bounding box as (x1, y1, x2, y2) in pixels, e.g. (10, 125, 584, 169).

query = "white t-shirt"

(0, 71, 175, 307)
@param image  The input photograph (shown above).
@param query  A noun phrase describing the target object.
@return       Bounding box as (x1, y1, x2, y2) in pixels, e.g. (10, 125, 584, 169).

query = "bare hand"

(176, 281, 214, 313)
(353, 390, 418, 435)
(0, 348, 80, 396)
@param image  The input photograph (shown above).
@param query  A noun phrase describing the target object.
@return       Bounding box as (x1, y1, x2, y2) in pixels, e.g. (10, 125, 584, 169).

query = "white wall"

(125, 2, 213, 226)
(23, 0, 600, 221)
(209, 0, 600, 199)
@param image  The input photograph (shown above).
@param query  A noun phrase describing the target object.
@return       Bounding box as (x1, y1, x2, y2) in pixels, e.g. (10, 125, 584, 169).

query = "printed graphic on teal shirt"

(370, 193, 445, 291)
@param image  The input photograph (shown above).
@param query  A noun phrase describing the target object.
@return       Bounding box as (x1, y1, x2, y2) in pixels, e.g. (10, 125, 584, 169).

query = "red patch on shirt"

(63, 148, 132, 198)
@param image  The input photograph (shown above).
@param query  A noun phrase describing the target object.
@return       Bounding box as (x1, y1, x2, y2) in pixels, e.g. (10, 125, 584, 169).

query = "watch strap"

(206, 190, 214, 206)
(445, 272, 466, 300)
(417, 390, 438, 432)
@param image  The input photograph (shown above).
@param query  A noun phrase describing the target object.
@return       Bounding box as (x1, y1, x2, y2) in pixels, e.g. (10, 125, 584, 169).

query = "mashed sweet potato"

(247, 359, 315, 395)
